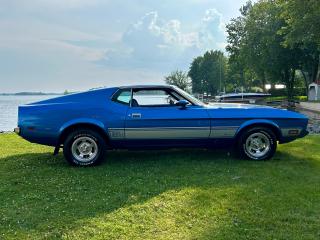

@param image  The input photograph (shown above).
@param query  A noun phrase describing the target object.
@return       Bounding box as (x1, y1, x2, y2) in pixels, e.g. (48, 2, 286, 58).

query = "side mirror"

(176, 99, 189, 109)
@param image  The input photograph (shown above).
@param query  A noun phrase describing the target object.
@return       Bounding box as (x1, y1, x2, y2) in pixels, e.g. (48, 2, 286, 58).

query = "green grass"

(265, 96, 307, 102)
(0, 134, 320, 240)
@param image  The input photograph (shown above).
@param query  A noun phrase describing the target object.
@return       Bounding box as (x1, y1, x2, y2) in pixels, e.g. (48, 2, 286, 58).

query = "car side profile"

(15, 85, 309, 166)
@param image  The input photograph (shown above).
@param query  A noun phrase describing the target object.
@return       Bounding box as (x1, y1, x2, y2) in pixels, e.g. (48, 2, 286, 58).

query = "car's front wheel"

(63, 129, 106, 166)
(237, 127, 277, 161)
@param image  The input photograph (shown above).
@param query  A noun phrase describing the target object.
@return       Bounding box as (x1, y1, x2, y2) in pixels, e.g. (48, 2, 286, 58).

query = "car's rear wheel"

(63, 129, 106, 166)
(237, 127, 277, 161)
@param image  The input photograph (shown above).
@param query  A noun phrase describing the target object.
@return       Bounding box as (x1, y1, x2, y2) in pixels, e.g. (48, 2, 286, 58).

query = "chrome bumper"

(14, 127, 20, 134)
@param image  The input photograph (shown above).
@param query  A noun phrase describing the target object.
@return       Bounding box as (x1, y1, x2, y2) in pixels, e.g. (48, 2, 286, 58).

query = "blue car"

(15, 85, 308, 166)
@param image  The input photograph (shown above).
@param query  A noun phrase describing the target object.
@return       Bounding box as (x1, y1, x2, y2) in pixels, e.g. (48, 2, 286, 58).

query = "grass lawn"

(265, 96, 308, 102)
(0, 134, 319, 240)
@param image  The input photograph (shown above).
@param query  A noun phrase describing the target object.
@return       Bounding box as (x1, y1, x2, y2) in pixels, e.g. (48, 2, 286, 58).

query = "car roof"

(117, 84, 173, 89)
(87, 85, 174, 93)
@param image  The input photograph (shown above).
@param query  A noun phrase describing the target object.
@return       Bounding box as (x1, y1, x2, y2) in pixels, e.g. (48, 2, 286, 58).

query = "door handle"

(131, 113, 142, 119)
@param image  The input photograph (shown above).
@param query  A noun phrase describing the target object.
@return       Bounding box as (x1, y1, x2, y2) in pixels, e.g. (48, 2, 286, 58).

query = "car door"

(124, 87, 211, 147)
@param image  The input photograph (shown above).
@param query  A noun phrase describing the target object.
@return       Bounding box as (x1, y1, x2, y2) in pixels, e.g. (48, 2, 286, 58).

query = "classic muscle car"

(15, 85, 308, 166)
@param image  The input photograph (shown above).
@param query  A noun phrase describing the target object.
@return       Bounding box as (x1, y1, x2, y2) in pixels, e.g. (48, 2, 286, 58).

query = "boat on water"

(215, 92, 271, 103)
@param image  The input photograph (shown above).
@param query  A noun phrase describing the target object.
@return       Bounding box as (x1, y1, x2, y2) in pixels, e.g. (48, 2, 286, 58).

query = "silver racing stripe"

(108, 126, 240, 140)
(125, 127, 210, 139)
(210, 126, 239, 138)
(108, 128, 125, 139)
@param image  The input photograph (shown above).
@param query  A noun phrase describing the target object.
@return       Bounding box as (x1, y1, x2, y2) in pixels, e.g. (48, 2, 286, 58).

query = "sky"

(0, 0, 249, 93)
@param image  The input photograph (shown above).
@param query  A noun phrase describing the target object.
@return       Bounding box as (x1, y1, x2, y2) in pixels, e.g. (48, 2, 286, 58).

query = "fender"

(59, 118, 107, 135)
(53, 118, 108, 155)
(236, 119, 282, 137)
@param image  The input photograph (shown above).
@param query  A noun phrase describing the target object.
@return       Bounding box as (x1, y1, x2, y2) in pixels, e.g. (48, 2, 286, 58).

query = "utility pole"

(219, 54, 222, 94)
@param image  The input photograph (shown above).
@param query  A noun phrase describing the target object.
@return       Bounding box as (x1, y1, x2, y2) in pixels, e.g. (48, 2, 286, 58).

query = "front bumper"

(299, 129, 309, 138)
(279, 128, 309, 144)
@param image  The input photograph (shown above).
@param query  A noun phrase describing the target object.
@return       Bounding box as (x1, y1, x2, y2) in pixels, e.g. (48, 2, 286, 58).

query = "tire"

(63, 129, 106, 166)
(237, 127, 277, 161)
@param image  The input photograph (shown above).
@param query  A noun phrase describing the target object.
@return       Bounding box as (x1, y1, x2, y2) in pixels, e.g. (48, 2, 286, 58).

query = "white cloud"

(0, 1, 231, 92)
(129, 12, 196, 48)
(100, 9, 226, 72)
(198, 8, 226, 50)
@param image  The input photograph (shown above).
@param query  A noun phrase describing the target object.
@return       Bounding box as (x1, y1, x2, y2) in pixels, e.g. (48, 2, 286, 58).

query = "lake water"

(0, 95, 60, 131)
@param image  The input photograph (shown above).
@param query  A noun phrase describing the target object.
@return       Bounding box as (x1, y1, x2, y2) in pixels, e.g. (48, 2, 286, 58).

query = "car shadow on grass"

(0, 148, 319, 239)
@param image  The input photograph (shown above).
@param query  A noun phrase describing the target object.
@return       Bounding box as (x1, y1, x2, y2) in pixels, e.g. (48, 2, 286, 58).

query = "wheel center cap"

(79, 143, 91, 153)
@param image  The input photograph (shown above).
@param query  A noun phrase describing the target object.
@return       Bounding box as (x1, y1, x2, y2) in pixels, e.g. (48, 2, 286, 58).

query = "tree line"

(165, 0, 320, 99)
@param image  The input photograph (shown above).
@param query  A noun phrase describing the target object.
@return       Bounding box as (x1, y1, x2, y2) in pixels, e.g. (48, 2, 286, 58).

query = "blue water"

(0, 95, 60, 131)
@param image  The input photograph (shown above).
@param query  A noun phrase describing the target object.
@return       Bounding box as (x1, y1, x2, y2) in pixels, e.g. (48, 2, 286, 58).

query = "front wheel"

(237, 127, 277, 161)
(63, 129, 106, 166)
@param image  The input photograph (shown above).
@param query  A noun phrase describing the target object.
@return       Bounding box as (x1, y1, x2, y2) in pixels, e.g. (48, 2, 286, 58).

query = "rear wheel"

(63, 129, 106, 166)
(237, 127, 277, 161)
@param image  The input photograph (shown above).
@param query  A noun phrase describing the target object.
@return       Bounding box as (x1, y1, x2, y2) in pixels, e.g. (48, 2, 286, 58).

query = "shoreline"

(0, 131, 14, 134)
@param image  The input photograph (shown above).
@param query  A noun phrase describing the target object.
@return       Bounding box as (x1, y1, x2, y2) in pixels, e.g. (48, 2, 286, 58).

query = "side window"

(132, 89, 179, 107)
(112, 89, 131, 105)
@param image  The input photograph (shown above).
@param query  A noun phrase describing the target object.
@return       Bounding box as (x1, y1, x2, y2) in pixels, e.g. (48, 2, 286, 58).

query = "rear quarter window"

(112, 89, 131, 105)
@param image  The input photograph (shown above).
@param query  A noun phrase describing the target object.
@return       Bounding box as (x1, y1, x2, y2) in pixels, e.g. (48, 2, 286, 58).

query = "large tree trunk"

(261, 71, 266, 93)
(283, 69, 295, 101)
(289, 69, 295, 101)
(240, 68, 245, 91)
(300, 70, 309, 96)
(311, 53, 319, 82)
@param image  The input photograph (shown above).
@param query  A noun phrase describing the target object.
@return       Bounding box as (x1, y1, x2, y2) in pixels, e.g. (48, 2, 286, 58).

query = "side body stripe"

(108, 126, 240, 140)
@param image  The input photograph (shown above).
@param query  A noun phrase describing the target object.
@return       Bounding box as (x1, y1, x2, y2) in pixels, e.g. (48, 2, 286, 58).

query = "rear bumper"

(14, 127, 20, 135)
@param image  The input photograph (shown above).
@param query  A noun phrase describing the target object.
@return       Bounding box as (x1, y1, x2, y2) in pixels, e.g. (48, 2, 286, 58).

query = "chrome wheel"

(71, 136, 98, 163)
(245, 132, 270, 158)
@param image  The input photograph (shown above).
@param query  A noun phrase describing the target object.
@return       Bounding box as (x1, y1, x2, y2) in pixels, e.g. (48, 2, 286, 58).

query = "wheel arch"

(235, 120, 281, 141)
(58, 119, 110, 146)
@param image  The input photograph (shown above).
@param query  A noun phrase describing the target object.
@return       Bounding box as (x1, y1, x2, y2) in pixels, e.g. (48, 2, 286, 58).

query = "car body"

(15, 85, 309, 166)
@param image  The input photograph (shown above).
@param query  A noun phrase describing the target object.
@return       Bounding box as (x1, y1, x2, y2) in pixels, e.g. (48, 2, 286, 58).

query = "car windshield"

(172, 86, 205, 106)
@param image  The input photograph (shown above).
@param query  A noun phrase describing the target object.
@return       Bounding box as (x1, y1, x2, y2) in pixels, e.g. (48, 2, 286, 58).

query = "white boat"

(215, 93, 271, 103)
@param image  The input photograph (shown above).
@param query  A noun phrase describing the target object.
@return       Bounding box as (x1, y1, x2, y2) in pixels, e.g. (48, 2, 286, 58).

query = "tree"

(249, 1, 306, 99)
(226, 0, 305, 99)
(188, 50, 227, 95)
(279, 0, 320, 49)
(188, 57, 203, 94)
(226, 1, 253, 91)
(279, 0, 320, 88)
(164, 70, 190, 91)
